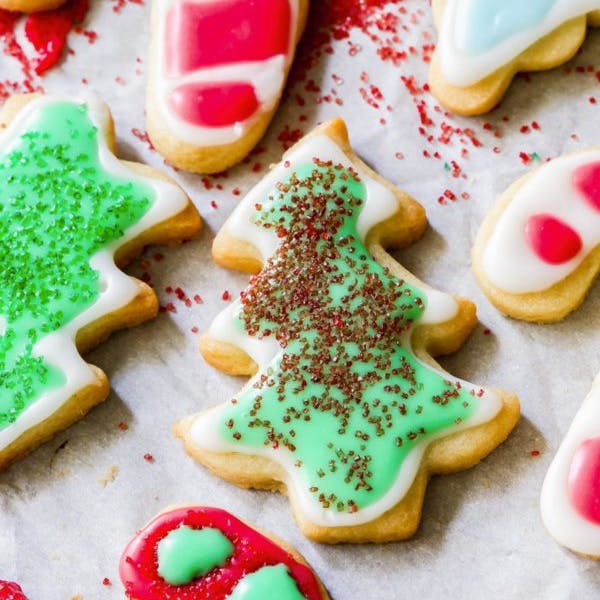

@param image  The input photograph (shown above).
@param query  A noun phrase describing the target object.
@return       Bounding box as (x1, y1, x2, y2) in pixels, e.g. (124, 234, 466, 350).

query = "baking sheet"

(1, 1, 599, 598)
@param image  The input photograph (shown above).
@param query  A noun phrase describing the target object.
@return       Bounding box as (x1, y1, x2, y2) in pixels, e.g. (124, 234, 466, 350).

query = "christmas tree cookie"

(430, 0, 600, 115)
(175, 119, 520, 543)
(119, 506, 330, 599)
(0, 94, 202, 470)
(147, 0, 309, 173)
(473, 148, 600, 322)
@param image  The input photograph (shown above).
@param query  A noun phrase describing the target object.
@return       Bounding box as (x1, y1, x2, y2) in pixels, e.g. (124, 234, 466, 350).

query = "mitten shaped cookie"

(473, 149, 600, 322)
(147, 0, 309, 174)
(430, 0, 600, 115)
(175, 119, 520, 543)
(119, 506, 330, 599)
(0, 94, 202, 470)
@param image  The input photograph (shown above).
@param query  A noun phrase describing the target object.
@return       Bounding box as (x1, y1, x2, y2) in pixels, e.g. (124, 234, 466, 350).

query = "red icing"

(119, 506, 323, 600)
(165, 0, 291, 77)
(0, 0, 88, 100)
(168, 82, 259, 127)
(24, 0, 89, 75)
(0, 581, 28, 600)
(573, 161, 600, 212)
(525, 214, 582, 264)
(568, 437, 600, 525)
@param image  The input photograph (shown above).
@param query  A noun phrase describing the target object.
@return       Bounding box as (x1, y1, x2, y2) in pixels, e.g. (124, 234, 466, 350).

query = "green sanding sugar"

(0, 101, 155, 428)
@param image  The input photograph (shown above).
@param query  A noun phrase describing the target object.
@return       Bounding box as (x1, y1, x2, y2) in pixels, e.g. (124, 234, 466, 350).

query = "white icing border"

(189, 131, 503, 527)
(482, 149, 600, 294)
(437, 0, 600, 87)
(151, 0, 299, 146)
(541, 374, 600, 556)
(0, 95, 189, 452)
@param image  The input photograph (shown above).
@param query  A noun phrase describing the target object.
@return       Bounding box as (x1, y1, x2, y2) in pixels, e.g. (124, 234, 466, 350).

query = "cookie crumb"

(98, 466, 119, 487)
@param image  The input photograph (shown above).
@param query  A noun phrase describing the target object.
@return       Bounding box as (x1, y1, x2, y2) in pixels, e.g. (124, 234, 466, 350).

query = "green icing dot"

(217, 162, 481, 515)
(157, 526, 234, 586)
(227, 565, 306, 600)
(0, 101, 155, 428)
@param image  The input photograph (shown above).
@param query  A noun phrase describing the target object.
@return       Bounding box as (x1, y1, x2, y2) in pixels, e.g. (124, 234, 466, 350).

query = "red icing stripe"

(168, 81, 260, 127)
(0, 581, 28, 600)
(568, 437, 600, 525)
(119, 506, 323, 600)
(573, 161, 600, 212)
(525, 214, 582, 265)
(165, 0, 292, 77)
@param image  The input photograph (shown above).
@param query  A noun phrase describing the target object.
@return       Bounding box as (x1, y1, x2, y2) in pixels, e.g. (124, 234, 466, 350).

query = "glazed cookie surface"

(175, 118, 520, 543)
(473, 148, 600, 322)
(147, 0, 309, 174)
(430, 0, 600, 115)
(119, 506, 329, 599)
(541, 374, 600, 558)
(0, 94, 202, 470)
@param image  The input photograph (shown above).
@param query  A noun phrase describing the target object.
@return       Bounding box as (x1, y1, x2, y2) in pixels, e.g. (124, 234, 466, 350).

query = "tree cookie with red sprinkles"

(175, 118, 520, 543)
(147, 0, 309, 174)
(0, 581, 28, 600)
(0, 94, 202, 470)
(429, 0, 600, 116)
(119, 505, 330, 599)
(473, 148, 600, 322)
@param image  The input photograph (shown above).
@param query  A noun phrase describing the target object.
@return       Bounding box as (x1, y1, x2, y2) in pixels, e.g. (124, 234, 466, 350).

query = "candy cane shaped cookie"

(0, 93, 202, 470)
(430, 0, 600, 115)
(473, 148, 600, 322)
(119, 506, 330, 599)
(147, 0, 309, 174)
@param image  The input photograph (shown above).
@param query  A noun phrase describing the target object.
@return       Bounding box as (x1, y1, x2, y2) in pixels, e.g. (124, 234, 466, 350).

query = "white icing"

(437, 0, 600, 87)
(189, 131, 502, 527)
(541, 375, 600, 556)
(482, 150, 600, 294)
(0, 95, 189, 453)
(151, 0, 299, 147)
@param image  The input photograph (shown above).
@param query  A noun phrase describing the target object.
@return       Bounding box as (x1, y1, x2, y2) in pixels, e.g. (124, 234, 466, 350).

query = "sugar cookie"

(147, 0, 309, 174)
(119, 506, 330, 599)
(175, 119, 520, 543)
(430, 0, 600, 115)
(0, 93, 202, 470)
(473, 148, 600, 322)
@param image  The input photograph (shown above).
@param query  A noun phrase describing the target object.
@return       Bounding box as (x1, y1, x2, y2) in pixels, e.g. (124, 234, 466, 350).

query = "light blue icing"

(456, 0, 557, 54)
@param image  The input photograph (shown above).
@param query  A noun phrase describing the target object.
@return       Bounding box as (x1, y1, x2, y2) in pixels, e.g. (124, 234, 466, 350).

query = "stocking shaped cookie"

(147, 0, 309, 174)
(0, 94, 202, 470)
(119, 506, 329, 599)
(430, 0, 600, 115)
(176, 119, 520, 543)
(473, 149, 600, 322)
(541, 375, 600, 558)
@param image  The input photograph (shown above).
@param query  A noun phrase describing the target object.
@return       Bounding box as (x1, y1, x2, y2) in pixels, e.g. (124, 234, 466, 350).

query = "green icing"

(227, 565, 306, 600)
(157, 526, 233, 586)
(217, 161, 481, 514)
(0, 101, 154, 428)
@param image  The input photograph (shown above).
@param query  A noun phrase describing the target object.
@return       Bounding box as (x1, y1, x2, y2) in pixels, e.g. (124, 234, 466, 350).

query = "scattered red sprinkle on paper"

(102, 577, 111, 586)
(222, 290, 231, 301)
(143, 453, 154, 463)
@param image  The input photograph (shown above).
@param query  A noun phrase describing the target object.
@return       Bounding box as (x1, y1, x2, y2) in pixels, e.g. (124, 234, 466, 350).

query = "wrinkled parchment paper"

(1, 2, 599, 598)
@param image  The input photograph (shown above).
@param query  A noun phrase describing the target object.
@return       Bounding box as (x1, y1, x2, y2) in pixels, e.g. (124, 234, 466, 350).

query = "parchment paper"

(1, 2, 599, 598)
